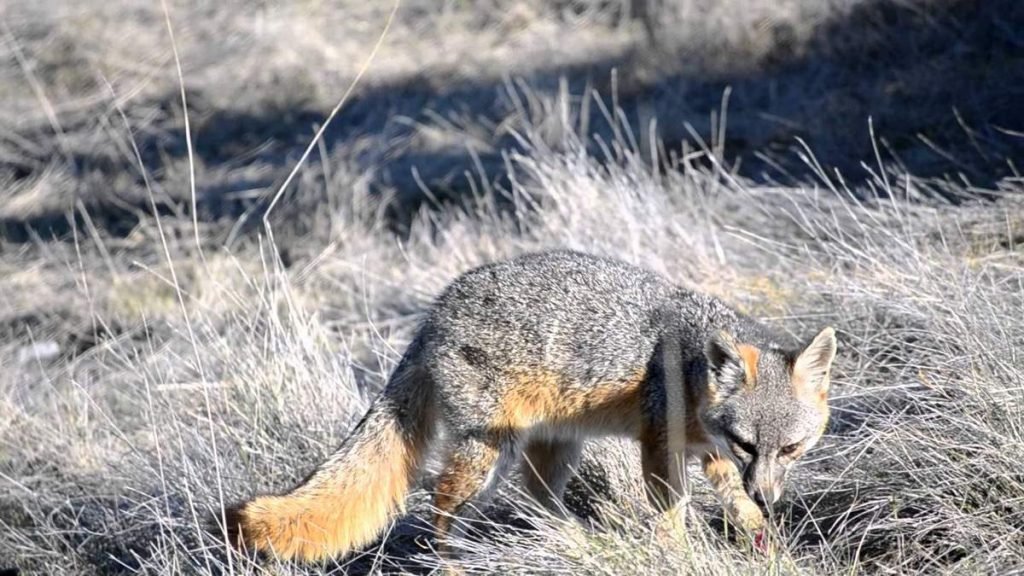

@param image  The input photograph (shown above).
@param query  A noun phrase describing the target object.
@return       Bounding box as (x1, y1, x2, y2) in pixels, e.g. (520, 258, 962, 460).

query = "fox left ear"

(792, 327, 838, 395)
(704, 330, 747, 399)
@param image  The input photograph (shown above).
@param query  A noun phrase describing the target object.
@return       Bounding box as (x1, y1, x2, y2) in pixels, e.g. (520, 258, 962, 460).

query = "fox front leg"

(640, 430, 692, 538)
(701, 452, 765, 533)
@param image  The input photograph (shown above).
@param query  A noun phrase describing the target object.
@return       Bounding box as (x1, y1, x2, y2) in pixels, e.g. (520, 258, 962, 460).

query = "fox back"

(419, 249, 796, 416)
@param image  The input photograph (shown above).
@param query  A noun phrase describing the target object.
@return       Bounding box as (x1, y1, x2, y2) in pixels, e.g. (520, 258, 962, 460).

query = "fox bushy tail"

(224, 359, 435, 561)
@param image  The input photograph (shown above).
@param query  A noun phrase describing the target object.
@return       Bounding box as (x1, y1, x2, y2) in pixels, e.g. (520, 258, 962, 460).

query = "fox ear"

(793, 327, 838, 395)
(704, 330, 746, 398)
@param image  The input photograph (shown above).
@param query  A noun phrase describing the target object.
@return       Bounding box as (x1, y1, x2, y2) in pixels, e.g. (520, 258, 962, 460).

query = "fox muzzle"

(743, 456, 786, 511)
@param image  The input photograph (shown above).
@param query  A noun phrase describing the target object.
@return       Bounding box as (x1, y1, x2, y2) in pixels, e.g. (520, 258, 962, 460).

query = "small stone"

(17, 341, 60, 365)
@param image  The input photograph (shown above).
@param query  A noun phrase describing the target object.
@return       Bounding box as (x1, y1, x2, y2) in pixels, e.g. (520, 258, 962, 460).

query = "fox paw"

(726, 501, 772, 555)
(729, 499, 765, 533)
(653, 508, 687, 544)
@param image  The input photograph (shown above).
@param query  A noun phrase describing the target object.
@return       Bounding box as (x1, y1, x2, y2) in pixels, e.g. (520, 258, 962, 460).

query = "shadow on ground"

(2, 0, 1022, 242)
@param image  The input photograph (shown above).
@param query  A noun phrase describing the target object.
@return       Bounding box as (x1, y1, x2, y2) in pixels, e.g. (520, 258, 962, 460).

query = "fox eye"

(779, 443, 802, 457)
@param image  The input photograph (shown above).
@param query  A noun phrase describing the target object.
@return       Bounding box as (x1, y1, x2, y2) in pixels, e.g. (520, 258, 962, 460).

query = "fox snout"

(743, 457, 786, 512)
(746, 481, 781, 512)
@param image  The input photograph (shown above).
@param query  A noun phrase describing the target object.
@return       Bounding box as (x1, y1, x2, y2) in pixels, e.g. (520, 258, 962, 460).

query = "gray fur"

(401, 250, 831, 511)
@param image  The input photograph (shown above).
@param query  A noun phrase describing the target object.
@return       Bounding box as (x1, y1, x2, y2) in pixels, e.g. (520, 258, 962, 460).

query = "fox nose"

(747, 484, 778, 512)
(749, 488, 770, 512)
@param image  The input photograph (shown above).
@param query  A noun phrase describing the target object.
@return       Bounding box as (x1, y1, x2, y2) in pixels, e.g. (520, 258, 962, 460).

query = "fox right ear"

(792, 326, 838, 395)
(704, 330, 745, 398)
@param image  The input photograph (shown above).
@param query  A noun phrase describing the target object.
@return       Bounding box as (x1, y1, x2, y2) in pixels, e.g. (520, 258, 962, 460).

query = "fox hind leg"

(433, 435, 516, 560)
(520, 438, 582, 515)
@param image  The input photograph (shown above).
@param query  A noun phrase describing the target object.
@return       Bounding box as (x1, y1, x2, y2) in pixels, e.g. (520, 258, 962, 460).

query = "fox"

(220, 250, 837, 562)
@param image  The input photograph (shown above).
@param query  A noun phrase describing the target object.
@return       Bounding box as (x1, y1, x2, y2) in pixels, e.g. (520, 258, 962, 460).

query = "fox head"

(699, 327, 837, 511)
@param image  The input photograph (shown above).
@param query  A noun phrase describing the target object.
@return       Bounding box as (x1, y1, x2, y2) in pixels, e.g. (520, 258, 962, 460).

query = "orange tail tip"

(222, 494, 348, 561)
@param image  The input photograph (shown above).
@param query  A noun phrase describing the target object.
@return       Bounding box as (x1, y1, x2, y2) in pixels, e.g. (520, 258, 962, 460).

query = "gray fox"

(222, 250, 837, 561)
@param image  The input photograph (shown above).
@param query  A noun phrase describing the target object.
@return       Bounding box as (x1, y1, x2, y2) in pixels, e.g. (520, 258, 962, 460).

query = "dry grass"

(2, 0, 1024, 574)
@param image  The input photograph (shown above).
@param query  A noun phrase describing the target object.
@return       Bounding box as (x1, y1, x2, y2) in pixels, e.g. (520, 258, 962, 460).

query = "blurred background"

(2, 0, 1022, 243)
